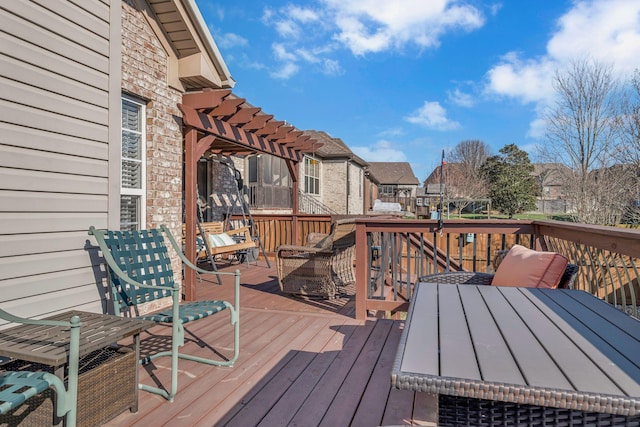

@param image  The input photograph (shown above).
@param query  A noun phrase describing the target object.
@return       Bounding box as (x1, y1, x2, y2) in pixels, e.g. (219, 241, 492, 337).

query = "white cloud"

(485, 53, 556, 104)
(324, 0, 485, 55)
(405, 101, 460, 131)
(267, 5, 323, 40)
(216, 32, 248, 49)
(295, 48, 319, 64)
(290, 6, 321, 23)
(527, 117, 546, 139)
(321, 58, 343, 75)
(261, 0, 485, 79)
(351, 140, 407, 162)
(269, 43, 343, 78)
(448, 88, 475, 107)
(547, 0, 640, 74)
(484, 0, 640, 136)
(275, 20, 300, 38)
(270, 62, 300, 80)
(272, 43, 297, 62)
(378, 127, 405, 138)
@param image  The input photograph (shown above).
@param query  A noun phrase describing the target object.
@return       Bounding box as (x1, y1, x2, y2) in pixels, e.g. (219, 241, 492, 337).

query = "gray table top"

(392, 284, 640, 415)
(0, 310, 155, 366)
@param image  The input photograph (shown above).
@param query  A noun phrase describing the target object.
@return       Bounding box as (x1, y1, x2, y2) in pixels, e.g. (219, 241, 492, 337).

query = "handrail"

(227, 214, 640, 320)
(353, 218, 640, 320)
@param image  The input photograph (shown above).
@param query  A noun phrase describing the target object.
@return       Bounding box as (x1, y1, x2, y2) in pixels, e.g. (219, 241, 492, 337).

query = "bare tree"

(543, 59, 623, 224)
(616, 70, 640, 223)
(447, 140, 491, 215)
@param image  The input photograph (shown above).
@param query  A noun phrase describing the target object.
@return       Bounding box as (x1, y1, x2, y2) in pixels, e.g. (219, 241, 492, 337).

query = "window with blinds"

(121, 96, 146, 230)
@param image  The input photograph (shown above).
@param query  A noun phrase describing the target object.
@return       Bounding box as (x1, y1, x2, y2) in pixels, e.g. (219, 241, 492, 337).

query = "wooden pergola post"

(286, 158, 299, 245)
(183, 127, 198, 301)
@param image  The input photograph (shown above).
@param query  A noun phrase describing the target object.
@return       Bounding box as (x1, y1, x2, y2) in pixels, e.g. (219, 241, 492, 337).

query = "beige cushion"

(492, 244, 568, 289)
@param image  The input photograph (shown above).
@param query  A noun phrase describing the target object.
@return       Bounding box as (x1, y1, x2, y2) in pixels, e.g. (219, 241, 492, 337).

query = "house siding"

(0, 0, 119, 318)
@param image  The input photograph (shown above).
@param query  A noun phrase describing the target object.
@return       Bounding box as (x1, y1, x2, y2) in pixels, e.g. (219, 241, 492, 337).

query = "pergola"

(179, 88, 322, 300)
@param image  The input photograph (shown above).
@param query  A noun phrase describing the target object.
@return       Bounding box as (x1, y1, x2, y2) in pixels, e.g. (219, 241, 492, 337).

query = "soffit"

(148, 0, 234, 89)
(180, 88, 323, 162)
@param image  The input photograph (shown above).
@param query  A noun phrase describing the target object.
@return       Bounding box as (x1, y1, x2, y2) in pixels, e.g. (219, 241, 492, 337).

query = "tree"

(616, 69, 640, 223)
(543, 59, 622, 224)
(481, 144, 539, 218)
(447, 140, 491, 215)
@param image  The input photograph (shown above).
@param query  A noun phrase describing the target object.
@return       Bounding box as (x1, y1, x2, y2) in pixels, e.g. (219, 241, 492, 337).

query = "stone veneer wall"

(121, 0, 184, 311)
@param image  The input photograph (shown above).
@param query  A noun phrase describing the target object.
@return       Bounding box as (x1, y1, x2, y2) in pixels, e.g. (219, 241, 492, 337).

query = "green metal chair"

(0, 308, 81, 426)
(88, 225, 240, 402)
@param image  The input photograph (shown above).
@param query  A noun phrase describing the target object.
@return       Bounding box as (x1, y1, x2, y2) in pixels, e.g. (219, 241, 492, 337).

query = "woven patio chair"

(88, 225, 240, 402)
(419, 245, 579, 290)
(276, 218, 356, 299)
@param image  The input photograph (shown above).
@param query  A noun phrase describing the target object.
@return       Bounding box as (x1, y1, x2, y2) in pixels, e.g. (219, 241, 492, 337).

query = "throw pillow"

(492, 244, 568, 289)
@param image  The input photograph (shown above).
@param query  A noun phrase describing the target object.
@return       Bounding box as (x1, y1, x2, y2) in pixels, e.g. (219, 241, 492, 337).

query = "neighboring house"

(365, 169, 381, 213)
(424, 162, 464, 196)
(367, 162, 420, 212)
(0, 0, 316, 317)
(300, 130, 369, 215)
(423, 162, 489, 215)
(414, 187, 430, 218)
(532, 163, 571, 214)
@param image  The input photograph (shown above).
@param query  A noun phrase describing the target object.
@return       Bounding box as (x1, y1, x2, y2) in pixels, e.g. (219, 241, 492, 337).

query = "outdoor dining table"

(391, 283, 640, 426)
(0, 310, 155, 426)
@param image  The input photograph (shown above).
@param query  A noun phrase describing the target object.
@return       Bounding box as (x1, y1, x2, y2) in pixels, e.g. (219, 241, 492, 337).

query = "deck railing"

(354, 218, 640, 320)
(231, 214, 640, 320)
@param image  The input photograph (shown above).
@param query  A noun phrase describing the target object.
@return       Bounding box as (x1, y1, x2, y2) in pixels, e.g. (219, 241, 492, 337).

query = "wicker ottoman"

(438, 395, 640, 427)
(0, 346, 137, 427)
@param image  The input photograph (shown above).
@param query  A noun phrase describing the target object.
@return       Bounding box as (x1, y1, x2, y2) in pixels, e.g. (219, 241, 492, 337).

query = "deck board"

(103, 260, 430, 426)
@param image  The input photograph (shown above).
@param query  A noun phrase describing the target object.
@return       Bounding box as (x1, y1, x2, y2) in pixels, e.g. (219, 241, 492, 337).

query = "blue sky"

(195, 0, 640, 181)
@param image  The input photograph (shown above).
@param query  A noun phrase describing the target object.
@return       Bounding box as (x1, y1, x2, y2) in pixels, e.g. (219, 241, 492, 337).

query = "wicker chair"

(418, 263, 579, 289)
(276, 219, 356, 299)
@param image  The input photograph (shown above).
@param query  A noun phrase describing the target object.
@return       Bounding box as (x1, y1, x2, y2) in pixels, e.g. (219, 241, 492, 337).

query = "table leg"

(132, 333, 141, 413)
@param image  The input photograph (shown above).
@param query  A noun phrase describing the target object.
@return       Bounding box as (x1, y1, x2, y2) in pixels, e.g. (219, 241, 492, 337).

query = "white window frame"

(121, 94, 146, 230)
(304, 155, 320, 195)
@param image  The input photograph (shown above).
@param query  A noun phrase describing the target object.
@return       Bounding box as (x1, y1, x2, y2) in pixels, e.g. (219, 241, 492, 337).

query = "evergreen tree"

(481, 144, 539, 218)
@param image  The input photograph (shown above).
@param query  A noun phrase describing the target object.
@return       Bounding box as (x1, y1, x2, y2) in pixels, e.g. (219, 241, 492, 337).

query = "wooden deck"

(104, 260, 435, 426)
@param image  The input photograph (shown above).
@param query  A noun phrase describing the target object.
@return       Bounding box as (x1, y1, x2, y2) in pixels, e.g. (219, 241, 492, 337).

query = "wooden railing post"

(292, 214, 299, 246)
(355, 221, 368, 320)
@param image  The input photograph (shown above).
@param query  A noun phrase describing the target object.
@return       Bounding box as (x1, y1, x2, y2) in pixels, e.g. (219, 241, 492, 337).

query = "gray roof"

(367, 162, 420, 185)
(303, 130, 368, 167)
